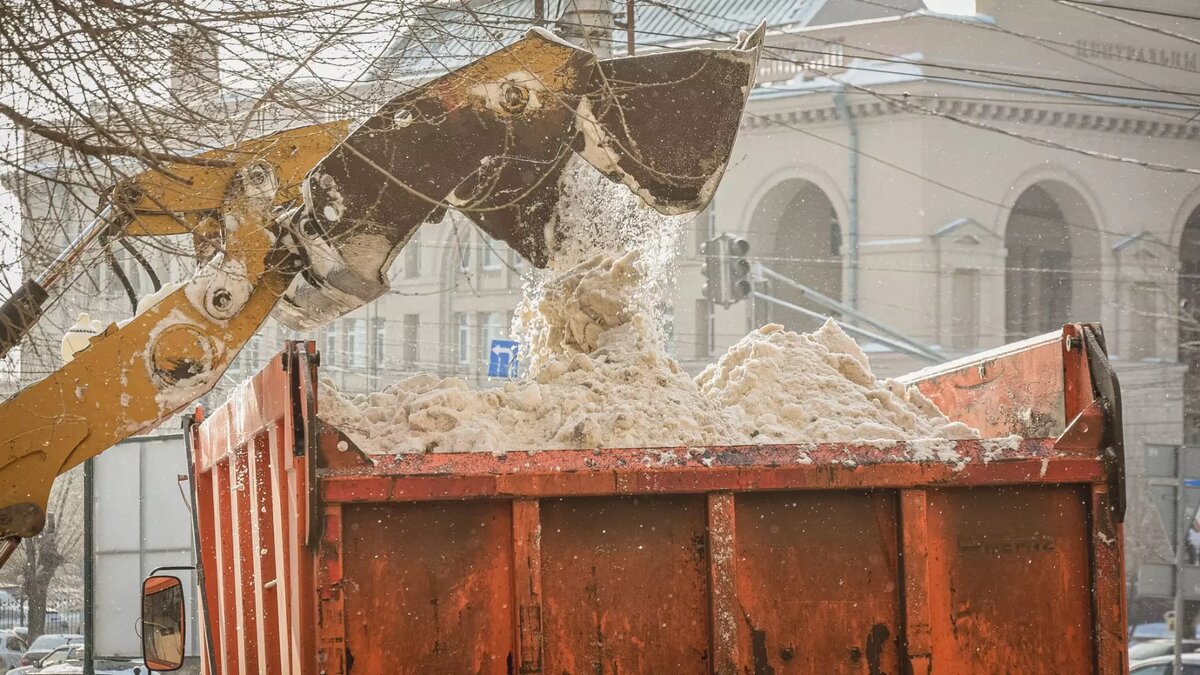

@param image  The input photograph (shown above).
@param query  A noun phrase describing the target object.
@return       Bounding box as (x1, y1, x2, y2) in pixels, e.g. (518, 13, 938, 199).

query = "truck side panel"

(540, 495, 711, 673)
(312, 481, 1109, 674)
(193, 344, 319, 675)
(732, 491, 901, 674)
(340, 502, 515, 673)
(924, 486, 1094, 674)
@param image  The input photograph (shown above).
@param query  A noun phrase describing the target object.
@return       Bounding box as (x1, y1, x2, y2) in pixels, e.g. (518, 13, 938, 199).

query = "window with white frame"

(403, 314, 419, 366)
(346, 318, 368, 369)
(456, 313, 471, 364)
(509, 247, 528, 288)
(479, 312, 503, 359)
(481, 235, 500, 271)
(459, 236, 472, 273)
(324, 323, 338, 368)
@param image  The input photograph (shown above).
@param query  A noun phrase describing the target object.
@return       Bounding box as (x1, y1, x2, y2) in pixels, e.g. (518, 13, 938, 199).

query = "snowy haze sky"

(0, 0, 980, 292)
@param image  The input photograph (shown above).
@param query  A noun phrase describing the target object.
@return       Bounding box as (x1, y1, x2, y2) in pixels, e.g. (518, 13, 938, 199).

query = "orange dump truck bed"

(186, 323, 1126, 674)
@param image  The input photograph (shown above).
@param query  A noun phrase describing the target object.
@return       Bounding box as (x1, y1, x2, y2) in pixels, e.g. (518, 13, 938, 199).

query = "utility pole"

(626, 0, 635, 55)
(1175, 448, 1200, 675)
(83, 460, 94, 675)
(1177, 455, 1188, 675)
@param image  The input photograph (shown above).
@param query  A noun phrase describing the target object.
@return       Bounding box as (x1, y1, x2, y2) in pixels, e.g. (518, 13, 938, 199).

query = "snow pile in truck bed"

(697, 322, 977, 443)
(317, 253, 976, 455)
(319, 251, 746, 454)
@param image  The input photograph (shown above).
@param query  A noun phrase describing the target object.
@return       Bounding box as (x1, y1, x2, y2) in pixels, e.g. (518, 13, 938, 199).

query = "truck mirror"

(141, 575, 185, 672)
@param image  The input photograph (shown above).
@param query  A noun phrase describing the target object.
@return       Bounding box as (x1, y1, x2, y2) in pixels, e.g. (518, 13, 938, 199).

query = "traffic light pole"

(757, 265, 944, 363)
(750, 291, 946, 364)
(702, 234, 945, 365)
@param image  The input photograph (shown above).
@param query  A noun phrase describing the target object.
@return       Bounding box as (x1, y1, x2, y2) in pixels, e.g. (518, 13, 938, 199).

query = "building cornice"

(745, 96, 1200, 141)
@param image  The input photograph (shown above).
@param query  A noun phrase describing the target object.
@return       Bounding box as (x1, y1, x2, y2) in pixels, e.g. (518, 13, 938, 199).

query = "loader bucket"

(456, 25, 765, 266)
(579, 24, 765, 214)
(276, 25, 763, 329)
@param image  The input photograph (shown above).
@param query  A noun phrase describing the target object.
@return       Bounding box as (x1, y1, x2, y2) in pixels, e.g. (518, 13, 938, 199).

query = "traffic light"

(701, 236, 729, 307)
(726, 236, 752, 302)
(702, 235, 752, 307)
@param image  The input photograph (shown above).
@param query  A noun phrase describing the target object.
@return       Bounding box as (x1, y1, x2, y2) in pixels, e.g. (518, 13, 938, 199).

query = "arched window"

(749, 179, 842, 332)
(1003, 181, 1100, 341)
(1179, 205, 1200, 443)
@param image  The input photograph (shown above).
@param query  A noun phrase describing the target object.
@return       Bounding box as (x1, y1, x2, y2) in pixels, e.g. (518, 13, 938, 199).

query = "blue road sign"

(488, 339, 520, 378)
(1186, 479, 1200, 488)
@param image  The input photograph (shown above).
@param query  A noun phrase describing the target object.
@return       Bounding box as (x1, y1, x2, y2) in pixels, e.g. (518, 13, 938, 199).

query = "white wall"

(92, 433, 198, 660)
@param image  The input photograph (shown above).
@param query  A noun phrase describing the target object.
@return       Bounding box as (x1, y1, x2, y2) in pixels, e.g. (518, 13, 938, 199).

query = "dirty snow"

(317, 161, 979, 456)
(318, 254, 977, 455)
(319, 248, 747, 454)
(696, 322, 977, 444)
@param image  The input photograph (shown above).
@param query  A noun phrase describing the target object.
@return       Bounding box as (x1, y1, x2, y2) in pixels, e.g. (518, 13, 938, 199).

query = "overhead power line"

(12, 4, 1200, 293)
(458, 7, 1200, 102)
(552, 3, 1200, 177)
(645, 0, 1200, 99)
(695, 25, 1200, 176)
(842, 0, 1200, 132)
(810, 70, 1200, 175)
(1057, 0, 1200, 23)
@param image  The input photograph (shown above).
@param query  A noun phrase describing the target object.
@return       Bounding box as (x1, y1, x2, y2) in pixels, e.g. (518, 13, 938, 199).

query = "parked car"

(13, 635, 80, 671)
(1131, 653, 1200, 674)
(4, 644, 83, 675)
(1132, 623, 1175, 644)
(0, 632, 26, 670)
(1130, 639, 1200, 663)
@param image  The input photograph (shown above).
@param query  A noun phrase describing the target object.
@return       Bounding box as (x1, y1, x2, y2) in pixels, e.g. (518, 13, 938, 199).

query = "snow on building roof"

(373, 0, 923, 80)
(752, 53, 926, 100)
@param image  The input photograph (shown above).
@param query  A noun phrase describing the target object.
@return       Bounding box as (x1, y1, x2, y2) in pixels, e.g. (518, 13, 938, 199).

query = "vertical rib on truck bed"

(191, 326, 1127, 674)
(192, 343, 318, 675)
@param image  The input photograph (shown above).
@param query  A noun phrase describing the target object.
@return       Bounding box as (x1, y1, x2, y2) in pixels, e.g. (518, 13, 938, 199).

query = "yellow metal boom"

(0, 26, 763, 548)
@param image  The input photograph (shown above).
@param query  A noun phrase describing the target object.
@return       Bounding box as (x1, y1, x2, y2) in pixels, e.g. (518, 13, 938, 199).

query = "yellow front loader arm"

(0, 122, 348, 544)
(0, 26, 764, 556)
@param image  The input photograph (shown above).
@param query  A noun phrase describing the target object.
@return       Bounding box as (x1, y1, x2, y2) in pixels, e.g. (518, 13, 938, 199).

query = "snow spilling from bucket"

(317, 163, 977, 455)
(517, 156, 688, 372)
